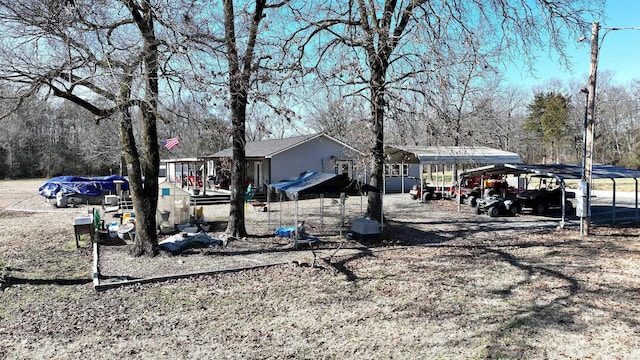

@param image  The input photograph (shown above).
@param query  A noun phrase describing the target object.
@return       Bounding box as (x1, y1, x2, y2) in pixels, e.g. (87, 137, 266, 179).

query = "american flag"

(163, 137, 180, 150)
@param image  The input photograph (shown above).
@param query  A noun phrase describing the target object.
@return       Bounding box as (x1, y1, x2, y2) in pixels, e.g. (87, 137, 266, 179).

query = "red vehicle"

(409, 178, 455, 200)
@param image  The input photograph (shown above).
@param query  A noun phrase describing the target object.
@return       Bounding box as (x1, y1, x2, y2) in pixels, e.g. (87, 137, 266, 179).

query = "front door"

(336, 160, 352, 178)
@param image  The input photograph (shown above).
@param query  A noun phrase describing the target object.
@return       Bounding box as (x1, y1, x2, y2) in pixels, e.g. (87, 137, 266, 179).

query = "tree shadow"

(99, 237, 127, 246)
(322, 248, 375, 282)
(437, 238, 640, 357)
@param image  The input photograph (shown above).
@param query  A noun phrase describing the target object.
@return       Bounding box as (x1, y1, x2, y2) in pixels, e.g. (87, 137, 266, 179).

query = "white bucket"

(117, 223, 135, 240)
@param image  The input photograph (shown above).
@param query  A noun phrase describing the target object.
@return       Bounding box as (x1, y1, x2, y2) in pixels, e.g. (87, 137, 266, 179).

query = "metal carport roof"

(459, 163, 640, 226)
(460, 163, 640, 181)
(385, 145, 522, 165)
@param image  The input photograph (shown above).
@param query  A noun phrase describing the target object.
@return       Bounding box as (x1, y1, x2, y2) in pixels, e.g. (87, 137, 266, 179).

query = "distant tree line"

(0, 95, 230, 179)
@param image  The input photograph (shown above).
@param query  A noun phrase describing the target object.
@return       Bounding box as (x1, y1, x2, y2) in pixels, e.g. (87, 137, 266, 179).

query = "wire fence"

(262, 194, 369, 239)
(202, 194, 370, 240)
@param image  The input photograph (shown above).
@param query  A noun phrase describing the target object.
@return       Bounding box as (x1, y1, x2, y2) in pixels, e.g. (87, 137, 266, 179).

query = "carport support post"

(635, 179, 639, 222)
(611, 179, 616, 224)
(457, 173, 462, 213)
(560, 180, 566, 228)
(279, 193, 283, 227)
(320, 194, 324, 232)
(294, 194, 299, 240)
(419, 164, 424, 203)
(340, 192, 345, 237)
(266, 188, 271, 232)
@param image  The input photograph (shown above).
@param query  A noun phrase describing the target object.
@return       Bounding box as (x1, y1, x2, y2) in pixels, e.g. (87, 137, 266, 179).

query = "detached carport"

(460, 163, 640, 226)
(384, 145, 522, 198)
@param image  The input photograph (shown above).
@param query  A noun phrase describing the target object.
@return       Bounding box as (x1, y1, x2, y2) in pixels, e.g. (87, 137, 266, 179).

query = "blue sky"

(503, 0, 640, 88)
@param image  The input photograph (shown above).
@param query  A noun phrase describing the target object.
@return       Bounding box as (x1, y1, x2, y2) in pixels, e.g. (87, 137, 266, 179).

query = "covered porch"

(161, 157, 215, 195)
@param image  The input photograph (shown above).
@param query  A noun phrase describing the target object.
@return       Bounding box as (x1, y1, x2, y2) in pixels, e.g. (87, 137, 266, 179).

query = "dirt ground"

(1, 179, 640, 359)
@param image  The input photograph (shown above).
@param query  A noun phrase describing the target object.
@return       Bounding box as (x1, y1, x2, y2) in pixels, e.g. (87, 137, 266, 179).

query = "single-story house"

(208, 133, 366, 193)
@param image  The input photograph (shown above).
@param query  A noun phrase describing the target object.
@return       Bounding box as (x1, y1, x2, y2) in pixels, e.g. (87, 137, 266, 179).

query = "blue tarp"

(268, 171, 378, 200)
(275, 226, 296, 237)
(38, 175, 129, 199)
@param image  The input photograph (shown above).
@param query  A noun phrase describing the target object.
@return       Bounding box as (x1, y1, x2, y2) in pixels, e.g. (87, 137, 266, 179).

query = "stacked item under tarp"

(39, 175, 129, 206)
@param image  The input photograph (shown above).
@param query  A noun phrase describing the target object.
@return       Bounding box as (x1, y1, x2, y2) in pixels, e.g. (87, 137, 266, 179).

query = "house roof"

(209, 133, 363, 159)
(385, 145, 522, 165)
(161, 158, 202, 163)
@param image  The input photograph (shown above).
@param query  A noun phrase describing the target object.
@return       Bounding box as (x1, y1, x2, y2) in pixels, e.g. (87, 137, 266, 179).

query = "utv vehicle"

(475, 195, 522, 217)
(516, 176, 574, 214)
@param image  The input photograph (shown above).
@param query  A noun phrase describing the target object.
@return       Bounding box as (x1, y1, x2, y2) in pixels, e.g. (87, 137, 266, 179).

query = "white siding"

(384, 164, 420, 193)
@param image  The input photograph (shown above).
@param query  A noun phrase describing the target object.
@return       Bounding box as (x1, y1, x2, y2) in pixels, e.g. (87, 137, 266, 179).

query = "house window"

(384, 163, 409, 177)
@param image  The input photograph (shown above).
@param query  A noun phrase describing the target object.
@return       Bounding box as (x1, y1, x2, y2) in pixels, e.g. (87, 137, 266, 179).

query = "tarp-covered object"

(159, 232, 224, 253)
(268, 171, 378, 200)
(38, 175, 129, 199)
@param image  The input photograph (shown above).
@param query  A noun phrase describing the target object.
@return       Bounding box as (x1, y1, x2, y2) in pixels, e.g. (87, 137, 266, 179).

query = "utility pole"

(581, 21, 599, 236)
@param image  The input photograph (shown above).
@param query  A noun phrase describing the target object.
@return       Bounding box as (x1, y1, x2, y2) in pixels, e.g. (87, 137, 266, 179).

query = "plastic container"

(73, 217, 93, 226)
(104, 195, 119, 206)
(182, 226, 198, 233)
(108, 223, 119, 238)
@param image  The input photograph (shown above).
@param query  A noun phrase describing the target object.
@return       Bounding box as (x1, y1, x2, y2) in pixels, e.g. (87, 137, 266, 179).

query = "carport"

(384, 145, 522, 198)
(460, 163, 640, 226)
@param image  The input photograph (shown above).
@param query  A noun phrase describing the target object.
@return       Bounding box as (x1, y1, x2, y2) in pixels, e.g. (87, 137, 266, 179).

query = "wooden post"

(582, 21, 600, 236)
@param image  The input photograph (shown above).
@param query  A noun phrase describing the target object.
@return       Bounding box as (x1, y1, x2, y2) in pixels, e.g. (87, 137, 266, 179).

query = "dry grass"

(565, 177, 639, 192)
(1, 179, 640, 359)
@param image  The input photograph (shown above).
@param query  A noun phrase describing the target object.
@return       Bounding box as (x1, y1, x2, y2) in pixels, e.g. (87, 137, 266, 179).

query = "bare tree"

(306, 94, 369, 148)
(293, 0, 601, 223)
(0, 0, 214, 256)
(158, 100, 230, 158)
(582, 72, 631, 165)
(475, 85, 529, 154)
(218, 0, 292, 237)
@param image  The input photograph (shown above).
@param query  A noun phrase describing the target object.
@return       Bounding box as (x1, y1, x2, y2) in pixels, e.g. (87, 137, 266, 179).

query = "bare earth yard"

(1, 179, 639, 359)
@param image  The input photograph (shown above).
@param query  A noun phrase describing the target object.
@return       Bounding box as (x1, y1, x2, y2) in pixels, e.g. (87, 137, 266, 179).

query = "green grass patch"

(63, 235, 92, 250)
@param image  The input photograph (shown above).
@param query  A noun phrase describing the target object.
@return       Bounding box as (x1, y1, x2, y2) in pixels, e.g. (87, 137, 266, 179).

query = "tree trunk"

(221, 0, 264, 238)
(225, 85, 248, 238)
(120, 108, 159, 257)
(127, 0, 161, 257)
(129, 180, 159, 257)
(366, 69, 386, 223)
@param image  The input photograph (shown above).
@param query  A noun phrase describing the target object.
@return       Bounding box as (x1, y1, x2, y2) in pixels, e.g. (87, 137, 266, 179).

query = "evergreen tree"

(525, 92, 571, 163)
